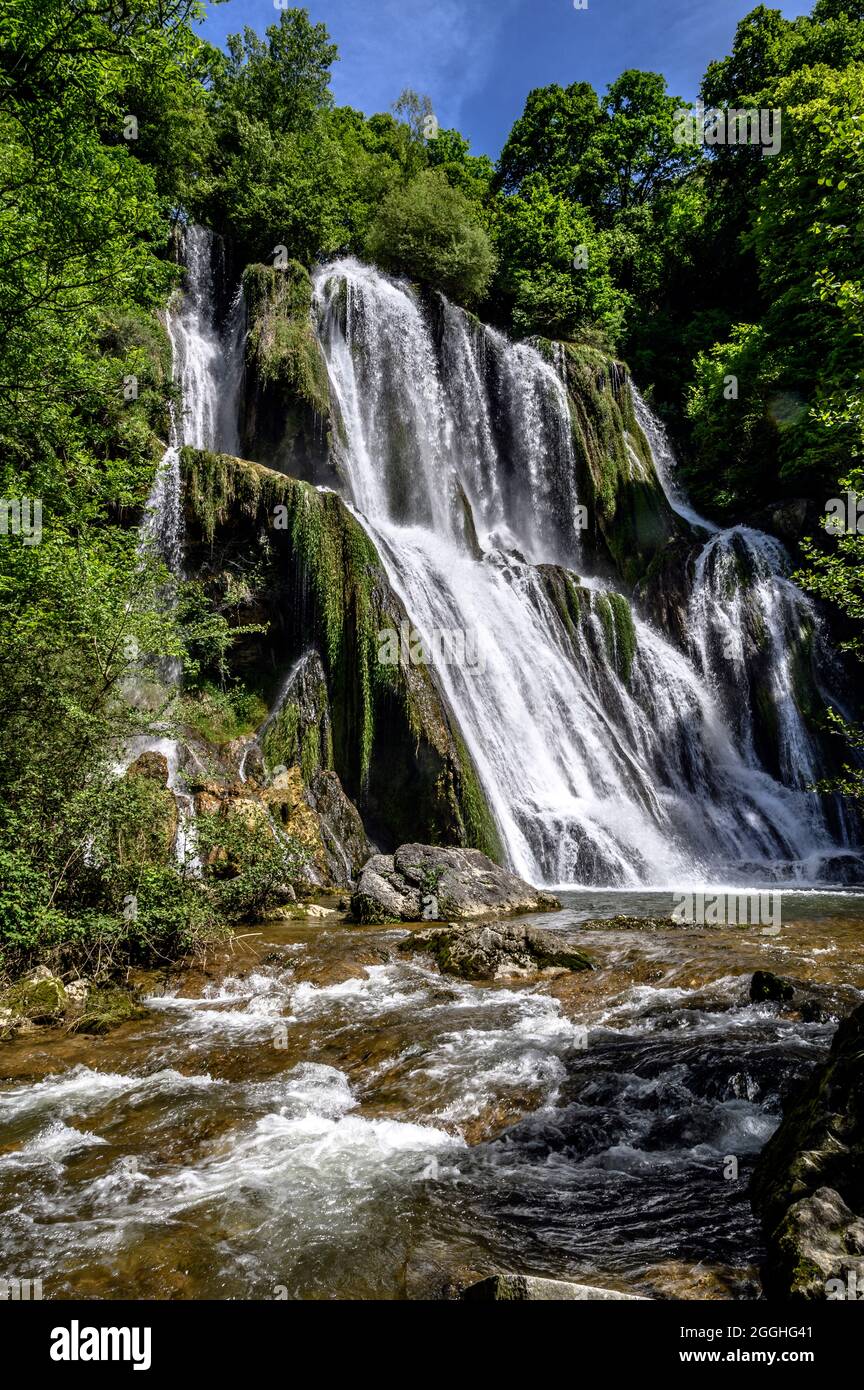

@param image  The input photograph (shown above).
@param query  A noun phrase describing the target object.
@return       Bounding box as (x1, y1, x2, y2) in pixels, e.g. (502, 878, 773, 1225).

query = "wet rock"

(68, 988, 148, 1035)
(400, 920, 593, 981)
(750, 1001, 864, 1299)
(2, 971, 68, 1024)
(461, 1273, 647, 1301)
(750, 970, 795, 1004)
(351, 844, 560, 925)
(799, 998, 834, 1025)
(305, 768, 375, 886)
(576, 914, 676, 931)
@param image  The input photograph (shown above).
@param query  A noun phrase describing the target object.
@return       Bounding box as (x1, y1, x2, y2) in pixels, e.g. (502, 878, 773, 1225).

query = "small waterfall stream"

(314, 258, 851, 887)
(137, 225, 247, 864)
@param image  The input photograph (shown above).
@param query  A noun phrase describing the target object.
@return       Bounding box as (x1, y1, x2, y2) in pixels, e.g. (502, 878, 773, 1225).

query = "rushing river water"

(2, 893, 863, 1300)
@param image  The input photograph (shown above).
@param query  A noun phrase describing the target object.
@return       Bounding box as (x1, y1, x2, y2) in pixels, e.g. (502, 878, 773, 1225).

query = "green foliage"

(196, 810, 309, 921)
(365, 169, 497, 306)
(684, 324, 784, 514)
(493, 175, 627, 342)
(214, 9, 338, 132)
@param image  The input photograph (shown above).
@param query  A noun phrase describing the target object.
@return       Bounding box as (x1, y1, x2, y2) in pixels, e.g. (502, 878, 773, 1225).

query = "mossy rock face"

(560, 346, 679, 587)
(536, 565, 638, 687)
(3, 974, 67, 1023)
(70, 988, 148, 1035)
(181, 449, 502, 861)
(123, 752, 180, 862)
(750, 1001, 864, 1299)
(241, 262, 335, 486)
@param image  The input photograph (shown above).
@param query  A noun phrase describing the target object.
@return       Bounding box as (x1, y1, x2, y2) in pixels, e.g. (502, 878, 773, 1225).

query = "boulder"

(461, 1274, 647, 1301)
(750, 1001, 864, 1299)
(2, 970, 67, 1023)
(400, 921, 592, 981)
(351, 844, 560, 925)
(750, 969, 795, 1004)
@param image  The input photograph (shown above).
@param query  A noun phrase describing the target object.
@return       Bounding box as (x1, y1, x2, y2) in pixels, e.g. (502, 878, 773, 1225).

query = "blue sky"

(198, 0, 815, 158)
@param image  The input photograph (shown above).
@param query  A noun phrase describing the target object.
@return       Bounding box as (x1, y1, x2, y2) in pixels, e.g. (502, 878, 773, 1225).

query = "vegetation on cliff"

(1, 0, 861, 976)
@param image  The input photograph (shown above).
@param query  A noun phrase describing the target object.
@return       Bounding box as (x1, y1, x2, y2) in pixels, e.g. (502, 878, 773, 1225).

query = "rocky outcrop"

(560, 346, 680, 587)
(461, 1273, 646, 1301)
(351, 844, 559, 925)
(0, 971, 145, 1039)
(750, 1002, 864, 1299)
(241, 262, 336, 486)
(1, 967, 67, 1027)
(400, 920, 593, 981)
(181, 450, 502, 861)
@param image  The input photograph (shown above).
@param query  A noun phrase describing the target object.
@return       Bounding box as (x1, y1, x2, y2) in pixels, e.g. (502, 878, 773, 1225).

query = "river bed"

(2, 890, 863, 1300)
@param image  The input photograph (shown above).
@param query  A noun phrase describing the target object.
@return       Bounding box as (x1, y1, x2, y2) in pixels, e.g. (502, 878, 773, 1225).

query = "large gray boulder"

(350, 843, 560, 925)
(400, 920, 593, 981)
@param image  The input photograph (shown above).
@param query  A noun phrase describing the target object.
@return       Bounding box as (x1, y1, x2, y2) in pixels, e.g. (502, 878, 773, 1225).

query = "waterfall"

(632, 387, 854, 849)
(136, 225, 246, 868)
(143, 225, 246, 567)
(313, 258, 853, 887)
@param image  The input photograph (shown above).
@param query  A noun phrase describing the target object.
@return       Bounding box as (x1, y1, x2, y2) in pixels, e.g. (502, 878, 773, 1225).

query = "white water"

(143, 225, 246, 568)
(314, 258, 851, 887)
(136, 226, 247, 866)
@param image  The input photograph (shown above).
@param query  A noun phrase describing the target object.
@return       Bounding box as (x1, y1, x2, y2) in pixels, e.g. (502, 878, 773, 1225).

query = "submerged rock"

(351, 844, 559, 925)
(750, 969, 795, 1004)
(461, 1273, 646, 1301)
(69, 988, 148, 1035)
(400, 920, 592, 981)
(750, 1001, 864, 1299)
(575, 914, 677, 931)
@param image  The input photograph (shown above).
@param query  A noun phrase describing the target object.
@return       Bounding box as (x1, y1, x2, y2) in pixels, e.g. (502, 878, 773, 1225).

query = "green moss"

(70, 988, 148, 1035)
(243, 262, 330, 419)
(3, 975, 67, 1021)
(181, 682, 269, 747)
(561, 343, 676, 585)
(262, 698, 300, 770)
(606, 592, 637, 683)
(451, 728, 504, 864)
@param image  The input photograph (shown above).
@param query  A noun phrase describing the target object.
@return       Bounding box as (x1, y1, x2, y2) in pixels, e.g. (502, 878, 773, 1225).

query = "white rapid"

(313, 258, 850, 887)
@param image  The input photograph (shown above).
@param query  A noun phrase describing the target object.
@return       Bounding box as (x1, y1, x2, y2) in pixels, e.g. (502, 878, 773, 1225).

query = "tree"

(493, 175, 627, 343)
(213, 7, 337, 133)
(596, 70, 700, 213)
(495, 82, 603, 207)
(364, 168, 497, 305)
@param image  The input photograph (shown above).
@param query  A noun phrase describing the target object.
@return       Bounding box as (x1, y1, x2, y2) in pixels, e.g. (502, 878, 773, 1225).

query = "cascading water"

(314, 258, 853, 887)
(633, 386, 855, 855)
(137, 225, 247, 866)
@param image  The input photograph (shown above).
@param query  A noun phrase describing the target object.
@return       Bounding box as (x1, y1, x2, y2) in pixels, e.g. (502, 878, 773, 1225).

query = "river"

(2, 892, 862, 1300)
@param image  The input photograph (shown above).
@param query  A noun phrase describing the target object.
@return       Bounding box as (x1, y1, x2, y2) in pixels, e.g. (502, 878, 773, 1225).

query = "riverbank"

(1, 890, 863, 1300)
